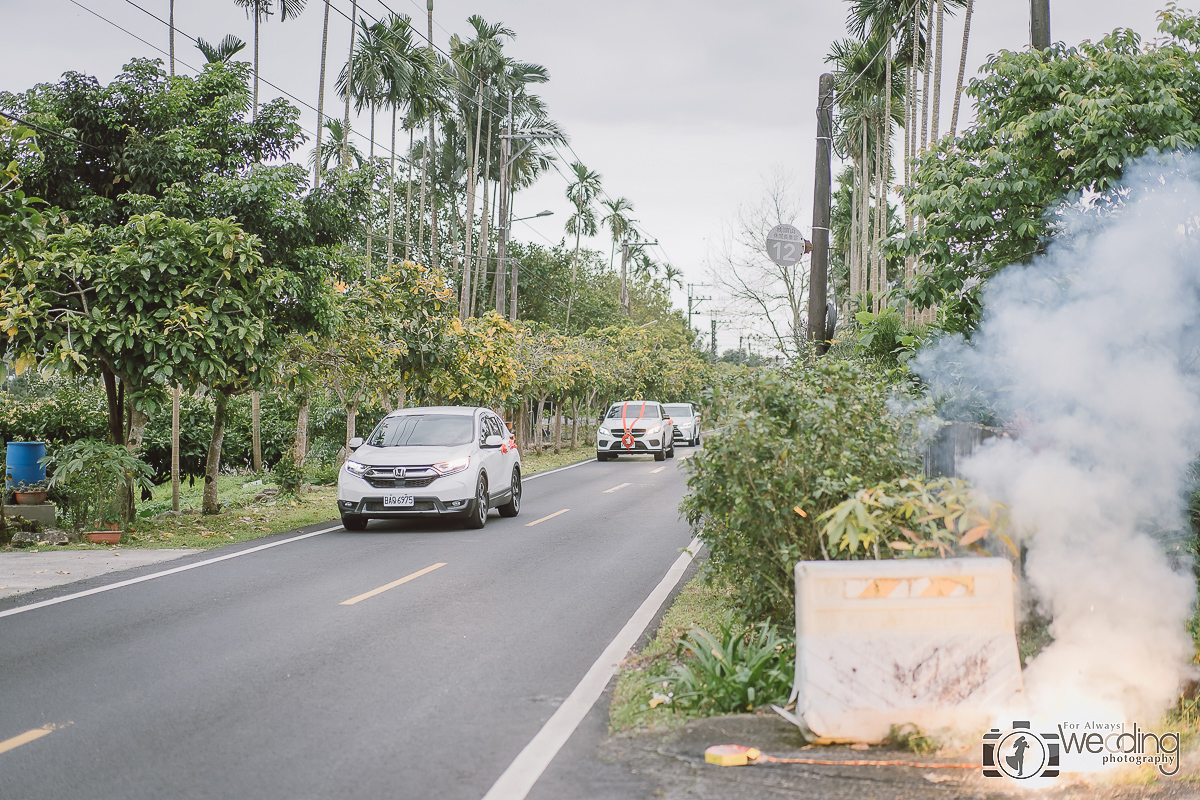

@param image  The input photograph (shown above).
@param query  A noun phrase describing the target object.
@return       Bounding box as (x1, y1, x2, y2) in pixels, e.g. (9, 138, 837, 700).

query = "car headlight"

(598, 427, 611, 437)
(647, 425, 662, 435)
(344, 460, 369, 476)
(432, 456, 470, 476)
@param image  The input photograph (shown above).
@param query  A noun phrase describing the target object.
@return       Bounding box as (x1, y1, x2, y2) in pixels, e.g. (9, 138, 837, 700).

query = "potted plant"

(41, 440, 154, 543)
(11, 479, 49, 506)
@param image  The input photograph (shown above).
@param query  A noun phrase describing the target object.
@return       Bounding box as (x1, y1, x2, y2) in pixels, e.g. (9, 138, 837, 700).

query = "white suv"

(337, 406, 521, 530)
(596, 400, 675, 462)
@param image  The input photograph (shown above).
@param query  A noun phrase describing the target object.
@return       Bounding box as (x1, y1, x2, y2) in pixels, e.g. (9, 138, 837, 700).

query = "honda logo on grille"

(393, 468, 407, 478)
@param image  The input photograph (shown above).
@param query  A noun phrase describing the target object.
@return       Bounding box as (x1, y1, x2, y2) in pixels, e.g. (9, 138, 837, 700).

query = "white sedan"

(337, 406, 521, 530)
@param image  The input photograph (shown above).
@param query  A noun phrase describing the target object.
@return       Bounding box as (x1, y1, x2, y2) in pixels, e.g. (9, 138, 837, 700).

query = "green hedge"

(681, 360, 921, 623)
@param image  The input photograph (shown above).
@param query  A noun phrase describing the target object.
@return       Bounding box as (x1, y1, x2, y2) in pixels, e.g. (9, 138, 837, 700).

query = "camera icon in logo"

(983, 721, 1060, 779)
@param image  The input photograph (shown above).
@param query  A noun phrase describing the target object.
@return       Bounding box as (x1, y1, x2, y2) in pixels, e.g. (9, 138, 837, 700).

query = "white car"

(665, 403, 701, 447)
(596, 400, 675, 462)
(337, 406, 521, 530)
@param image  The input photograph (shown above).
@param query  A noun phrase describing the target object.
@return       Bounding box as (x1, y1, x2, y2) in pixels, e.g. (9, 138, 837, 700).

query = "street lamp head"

(514, 210, 554, 223)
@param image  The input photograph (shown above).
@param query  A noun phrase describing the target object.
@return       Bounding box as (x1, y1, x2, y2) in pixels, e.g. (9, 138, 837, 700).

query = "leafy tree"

(0, 59, 301, 229)
(0, 119, 45, 267)
(0, 212, 279, 517)
(903, 8, 1200, 332)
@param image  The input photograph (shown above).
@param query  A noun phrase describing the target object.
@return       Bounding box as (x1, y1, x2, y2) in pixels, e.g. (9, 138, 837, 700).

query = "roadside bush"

(681, 360, 921, 623)
(651, 615, 794, 715)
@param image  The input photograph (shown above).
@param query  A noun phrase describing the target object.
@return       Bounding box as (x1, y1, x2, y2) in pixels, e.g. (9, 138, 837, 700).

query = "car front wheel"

(498, 466, 521, 517)
(464, 474, 489, 529)
(341, 514, 368, 531)
(654, 442, 666, 462)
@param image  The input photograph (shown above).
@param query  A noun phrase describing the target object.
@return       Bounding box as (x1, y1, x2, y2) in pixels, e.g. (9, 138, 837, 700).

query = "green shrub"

(272, 453, 305, 498)
(681, 360, 921, 622)
(651, 615, 794, 714)
(42, 439, 154, 529)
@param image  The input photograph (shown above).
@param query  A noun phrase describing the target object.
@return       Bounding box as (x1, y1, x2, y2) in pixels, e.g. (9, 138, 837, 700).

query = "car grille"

(365, 500, 437, 512)
(365, 476, 435, 489)
(609, 441, 649, 451)
(361, 465, 438, 489)
(609, 428, 648, 436)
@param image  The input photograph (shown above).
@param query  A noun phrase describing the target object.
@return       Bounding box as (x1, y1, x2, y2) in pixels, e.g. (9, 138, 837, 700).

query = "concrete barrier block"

(793, 557, 1022, 743)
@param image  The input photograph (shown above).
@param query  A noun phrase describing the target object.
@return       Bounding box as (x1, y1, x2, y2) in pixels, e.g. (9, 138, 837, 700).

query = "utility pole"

(494, 92, 512, 316)
(687, 283, 711, 335)
(710, 319, 718, 359)
(1030, 0, 1050, 50)
(428, 0, 438, 271)
(807, 73, 835, 354)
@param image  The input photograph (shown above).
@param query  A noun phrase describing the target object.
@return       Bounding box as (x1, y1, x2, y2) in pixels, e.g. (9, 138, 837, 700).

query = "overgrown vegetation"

(682, 359, 922, 623)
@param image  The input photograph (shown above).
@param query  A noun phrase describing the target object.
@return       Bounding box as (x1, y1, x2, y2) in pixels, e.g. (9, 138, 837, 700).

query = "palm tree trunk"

(418, 126, 429, 256)
(405, 126, 414, 261)
(931, 0, 945, 143)
(387, 106, 397, 267)
(472, 113, 494, 317)
(566, 225, 581, 329)
(341, 0, 358, 167)
(920, 0, 934, 153)
(860, 118, 870, 308)
(314, 0, 331, 187)
(849, 162, 859, 302)
(252, 6, 260, 118)
(169, 0, 175, 77)
(882, 40, 893, 311)
(460, 80, 485, 320)
(427, 0, 439, 273)
(874, 115, 885, 312)
(366, 102, 375, 277)
(949, 0, 974, 138)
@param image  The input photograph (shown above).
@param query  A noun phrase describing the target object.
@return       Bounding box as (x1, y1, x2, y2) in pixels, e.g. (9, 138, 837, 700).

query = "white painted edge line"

(480, 535, 703, 800)
(603, 482, 631, 494)
(0, 524, 343, 620)
(521, 458, 593, 482)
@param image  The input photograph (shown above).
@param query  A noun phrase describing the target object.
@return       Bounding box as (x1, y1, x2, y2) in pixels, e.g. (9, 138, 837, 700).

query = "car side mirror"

(484, 434, 504, 448)
(348, 437, 363, 450)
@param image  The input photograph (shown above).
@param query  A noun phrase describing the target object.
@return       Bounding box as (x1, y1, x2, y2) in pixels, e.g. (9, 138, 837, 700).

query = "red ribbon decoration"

(620, 401, 649, 450)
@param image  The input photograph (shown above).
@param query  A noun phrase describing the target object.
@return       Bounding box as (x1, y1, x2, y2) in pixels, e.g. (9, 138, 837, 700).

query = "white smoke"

(912, 152, 1200, 723)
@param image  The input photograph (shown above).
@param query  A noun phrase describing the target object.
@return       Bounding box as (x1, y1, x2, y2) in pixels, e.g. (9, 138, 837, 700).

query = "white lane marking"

(521, 459, 593, 482)
(525, 509, 570, 527)
(649, 466, 666, 474)
(603, 483, 631, 494)
(480, 536, 702, 800)
(0, 524, 343, 620)
(340, 562, 446, 606)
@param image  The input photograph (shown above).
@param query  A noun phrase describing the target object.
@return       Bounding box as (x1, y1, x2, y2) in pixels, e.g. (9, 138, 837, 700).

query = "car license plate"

(383, 494, 415, 507)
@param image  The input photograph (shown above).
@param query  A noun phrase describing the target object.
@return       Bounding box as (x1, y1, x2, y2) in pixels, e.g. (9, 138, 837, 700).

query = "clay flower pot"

(85, 532, 121, 544)
(14, 490, 48, 505)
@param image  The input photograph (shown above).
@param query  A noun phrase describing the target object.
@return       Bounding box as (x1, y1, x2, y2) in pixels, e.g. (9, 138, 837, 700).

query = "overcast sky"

(1, 0, 1165, 351)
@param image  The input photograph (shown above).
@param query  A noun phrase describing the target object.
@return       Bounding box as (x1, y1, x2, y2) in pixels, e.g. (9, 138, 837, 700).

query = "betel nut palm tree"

(564, 161, 602, 331)
(232, 0, 307, 118)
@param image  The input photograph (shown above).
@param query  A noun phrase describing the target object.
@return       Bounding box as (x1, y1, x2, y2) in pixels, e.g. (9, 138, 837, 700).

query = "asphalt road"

(0, 451, 699, 800)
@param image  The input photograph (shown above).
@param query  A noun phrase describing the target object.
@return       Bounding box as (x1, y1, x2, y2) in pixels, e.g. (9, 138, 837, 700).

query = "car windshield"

(665, 404, 694, 418)
(606, 402, 661, 420)
(366, 414, 474, 447)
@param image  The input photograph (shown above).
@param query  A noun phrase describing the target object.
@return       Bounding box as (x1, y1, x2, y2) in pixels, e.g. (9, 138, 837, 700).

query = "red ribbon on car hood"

(621, 401, 648, 450)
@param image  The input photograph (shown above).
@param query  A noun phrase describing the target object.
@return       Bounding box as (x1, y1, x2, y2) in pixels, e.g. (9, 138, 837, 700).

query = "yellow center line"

(340, 563, 447, 606)
(604, 482, 632, 494)
(0, 726, 54, 755)
(525, 508, 570, 527)
(649, 466, 666, 474)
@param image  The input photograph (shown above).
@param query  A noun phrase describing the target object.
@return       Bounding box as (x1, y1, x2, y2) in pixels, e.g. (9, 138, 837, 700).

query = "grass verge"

(609, 575, 737, 733)
(9, 447, 597, 553)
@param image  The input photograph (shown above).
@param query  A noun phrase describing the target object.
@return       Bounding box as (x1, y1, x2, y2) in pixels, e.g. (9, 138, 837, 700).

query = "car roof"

(383, 406, 483, 418)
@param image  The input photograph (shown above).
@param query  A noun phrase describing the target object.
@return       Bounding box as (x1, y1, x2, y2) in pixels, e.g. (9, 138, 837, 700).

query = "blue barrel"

(6, 441, 47, 489)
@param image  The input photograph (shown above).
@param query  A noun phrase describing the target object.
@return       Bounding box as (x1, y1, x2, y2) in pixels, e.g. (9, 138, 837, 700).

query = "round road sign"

(765, 224, 807, 267)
